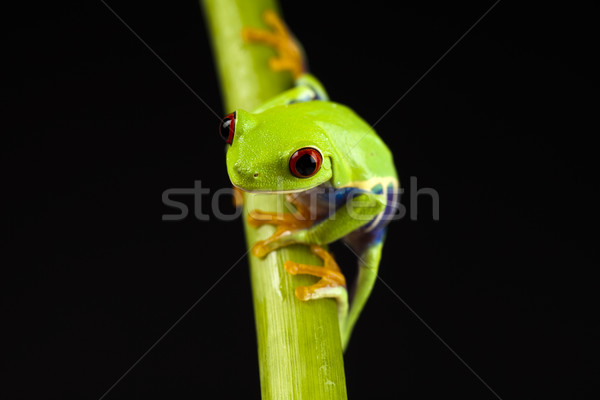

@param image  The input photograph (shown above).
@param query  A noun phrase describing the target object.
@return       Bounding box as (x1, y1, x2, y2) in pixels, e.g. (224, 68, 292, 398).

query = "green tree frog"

(219, 10, 398, 349)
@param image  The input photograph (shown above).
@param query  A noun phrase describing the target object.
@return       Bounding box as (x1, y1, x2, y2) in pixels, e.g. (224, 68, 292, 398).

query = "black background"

(2, 1, 598, 399)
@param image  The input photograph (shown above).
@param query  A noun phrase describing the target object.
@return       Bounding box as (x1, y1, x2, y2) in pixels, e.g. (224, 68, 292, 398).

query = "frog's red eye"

(289, 147, 322, 178)
(219, 112, 236, 144)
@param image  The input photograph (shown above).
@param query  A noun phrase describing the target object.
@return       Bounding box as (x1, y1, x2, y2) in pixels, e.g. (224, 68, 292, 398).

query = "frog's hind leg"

(241, 10, 305, 79)
(284, 244, 349, 332)
(340, 230, 385, 350)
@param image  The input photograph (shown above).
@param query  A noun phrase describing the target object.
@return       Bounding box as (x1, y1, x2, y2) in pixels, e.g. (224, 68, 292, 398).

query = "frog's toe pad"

(284, 258, 348, 316)
(251, 241, 269, 258)
(291, 279, 349, 317)
(294, 285, 316, 301)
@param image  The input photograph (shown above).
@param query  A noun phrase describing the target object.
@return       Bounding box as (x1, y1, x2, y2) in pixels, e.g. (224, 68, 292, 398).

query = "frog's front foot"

(247, 202, 313, 257)
(250, 222, 309, 257)
(247, 202, 349, 323)
(241, 10, 305, 79)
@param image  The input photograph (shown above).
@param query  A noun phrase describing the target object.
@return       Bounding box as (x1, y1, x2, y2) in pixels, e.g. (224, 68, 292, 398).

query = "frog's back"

(299, 101, 398, 187)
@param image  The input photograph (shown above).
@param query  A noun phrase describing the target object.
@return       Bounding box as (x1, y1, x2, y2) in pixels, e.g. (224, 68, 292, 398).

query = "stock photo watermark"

(162, 177, 439, 222)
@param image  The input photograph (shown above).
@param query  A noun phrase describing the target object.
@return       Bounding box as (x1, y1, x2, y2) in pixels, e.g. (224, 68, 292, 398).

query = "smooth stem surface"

(201, 0, 348, 399)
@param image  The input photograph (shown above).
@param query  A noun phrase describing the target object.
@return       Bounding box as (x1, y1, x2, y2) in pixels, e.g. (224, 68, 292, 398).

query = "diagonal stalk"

(201, 0, 348, 398)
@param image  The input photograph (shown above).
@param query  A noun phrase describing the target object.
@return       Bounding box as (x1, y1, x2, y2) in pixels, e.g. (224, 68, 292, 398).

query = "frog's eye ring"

(219, 112, 236, 144)
(289, 147, 322, 178)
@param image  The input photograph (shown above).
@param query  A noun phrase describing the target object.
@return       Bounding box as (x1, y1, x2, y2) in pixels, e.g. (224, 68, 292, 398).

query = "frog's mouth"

(231, 182, 322, 195)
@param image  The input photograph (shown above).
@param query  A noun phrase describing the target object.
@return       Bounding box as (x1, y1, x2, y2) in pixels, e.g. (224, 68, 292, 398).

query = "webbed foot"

(241, 10, 305, 79)
(285, 244, 349, 318)
(248, 199, 349, 332)
(247, 195, 313, 257)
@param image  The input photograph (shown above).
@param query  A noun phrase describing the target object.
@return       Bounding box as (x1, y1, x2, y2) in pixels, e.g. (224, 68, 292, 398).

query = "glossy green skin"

(225, 74, 398, 349)
(226, 76, 397, 193)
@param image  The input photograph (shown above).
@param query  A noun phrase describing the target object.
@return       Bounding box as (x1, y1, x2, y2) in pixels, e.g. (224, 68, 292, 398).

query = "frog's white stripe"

(364, 186, 398, 232)
(340, 177, 398, 233)
(338, 176, 399, 191)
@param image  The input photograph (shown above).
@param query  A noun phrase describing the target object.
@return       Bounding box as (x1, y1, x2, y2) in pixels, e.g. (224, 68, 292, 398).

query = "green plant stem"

(201, 0, 348, 398)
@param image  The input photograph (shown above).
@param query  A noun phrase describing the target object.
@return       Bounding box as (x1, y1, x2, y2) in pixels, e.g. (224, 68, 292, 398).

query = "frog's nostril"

(253, 173, 259, 178)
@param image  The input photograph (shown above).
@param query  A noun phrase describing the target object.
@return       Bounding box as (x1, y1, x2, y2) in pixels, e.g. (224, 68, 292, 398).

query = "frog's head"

(219, 103, 337, 193)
